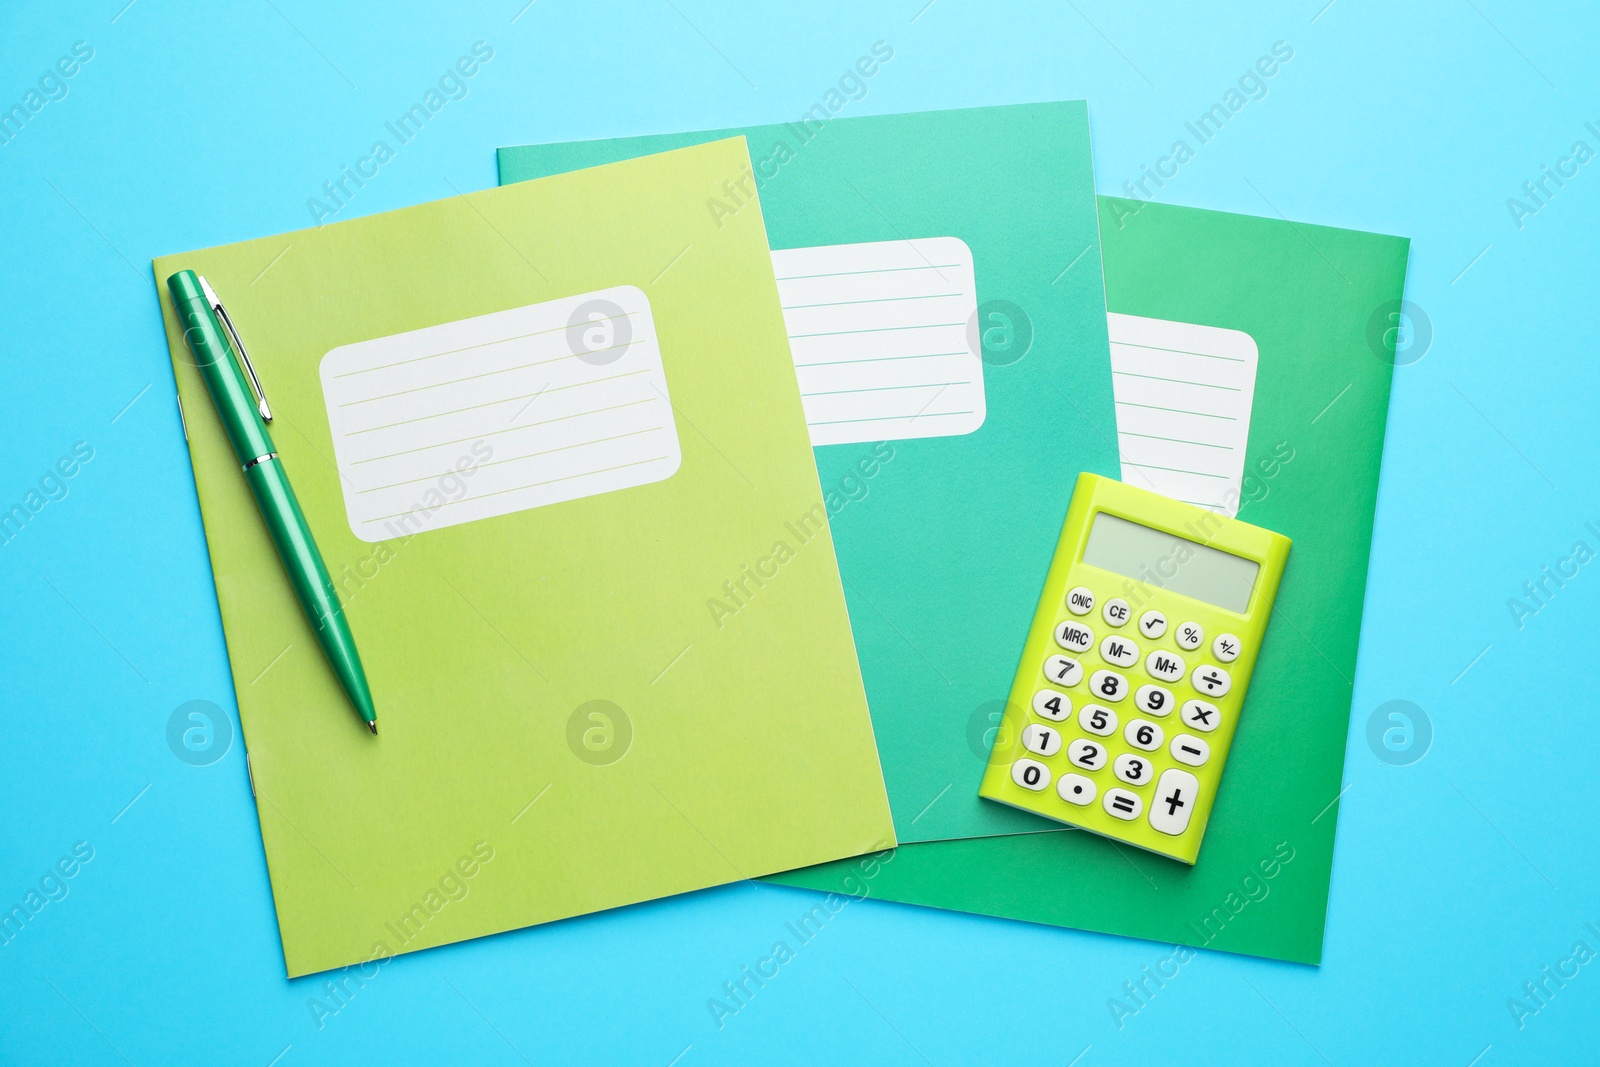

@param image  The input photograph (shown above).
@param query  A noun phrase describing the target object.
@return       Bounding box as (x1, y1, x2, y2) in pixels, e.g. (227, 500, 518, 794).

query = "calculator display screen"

(1083, 513, 1260, 613)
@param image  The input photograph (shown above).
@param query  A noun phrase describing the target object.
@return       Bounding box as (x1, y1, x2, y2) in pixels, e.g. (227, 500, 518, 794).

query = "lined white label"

(773, 238, 985, 446)
(321, 286, 681, 542)
(1108, 313, 1259, 517)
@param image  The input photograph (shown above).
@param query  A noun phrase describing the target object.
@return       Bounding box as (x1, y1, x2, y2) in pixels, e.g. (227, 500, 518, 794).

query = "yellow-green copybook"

(152, 138, 894, 977)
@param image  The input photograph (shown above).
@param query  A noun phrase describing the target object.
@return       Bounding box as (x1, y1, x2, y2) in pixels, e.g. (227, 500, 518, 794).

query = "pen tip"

(368, 720, 378, 735)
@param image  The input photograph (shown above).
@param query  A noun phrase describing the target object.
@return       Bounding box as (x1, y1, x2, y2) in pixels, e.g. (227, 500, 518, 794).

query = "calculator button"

(1149, 769, 1200, 836)
(1077, 703, 1118, 736)
(1124, 719, 1164, 751)
(1032, 689, 1071, 721)
(1057, 773, 1096, 806)
(1170, 734, 1210, 766)
(1191, 664, 1232, 698)
(1042, 655, 1083, 687)
(1067, 738, 1107, 770)
(1089, 670, 1128, 702)
(1113, 753, 1153, 786)
(1145, 650, 1185, 682)
(1012, 759, 1051, 791)
(1021, 723, 1062, 757)
(1103, 788, 1143, 820)
(1180, 699, 1221, 733)
(1212, 633, 1241, 663)
(1102, 598, 1131, 627)
(1175, 621, 1204, 650)
(1054, 620, 1094, 654)
(1135, 684, 1173, 717)
(1138, 610, 1168, 639)
(1066, 586, 1095, 616)
(1099, 635, 1139, 668)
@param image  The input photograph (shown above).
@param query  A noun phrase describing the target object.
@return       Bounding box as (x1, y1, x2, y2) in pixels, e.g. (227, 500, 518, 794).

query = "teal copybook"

(501, 102, 1118, 841)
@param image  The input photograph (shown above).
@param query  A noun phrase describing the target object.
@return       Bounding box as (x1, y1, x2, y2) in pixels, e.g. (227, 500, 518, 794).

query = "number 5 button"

(1191, 664, 1231, 697)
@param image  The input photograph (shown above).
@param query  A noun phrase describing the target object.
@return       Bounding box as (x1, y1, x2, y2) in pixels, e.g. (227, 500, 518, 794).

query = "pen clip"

(197, 275, 272, 422)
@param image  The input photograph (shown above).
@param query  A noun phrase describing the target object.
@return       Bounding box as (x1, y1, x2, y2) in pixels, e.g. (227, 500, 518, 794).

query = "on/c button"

(1149, 768, 1200, 836)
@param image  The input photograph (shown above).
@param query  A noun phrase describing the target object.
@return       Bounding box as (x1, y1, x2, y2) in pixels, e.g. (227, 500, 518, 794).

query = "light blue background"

(2, 1, 1595, 1063)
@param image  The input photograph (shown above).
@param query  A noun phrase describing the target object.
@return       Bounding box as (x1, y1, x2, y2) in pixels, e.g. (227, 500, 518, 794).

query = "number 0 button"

(1012, 759, 1050, 791)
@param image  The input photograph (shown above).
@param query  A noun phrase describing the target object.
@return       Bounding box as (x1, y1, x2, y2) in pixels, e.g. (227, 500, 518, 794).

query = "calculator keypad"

(1003, 576, 1252, 858)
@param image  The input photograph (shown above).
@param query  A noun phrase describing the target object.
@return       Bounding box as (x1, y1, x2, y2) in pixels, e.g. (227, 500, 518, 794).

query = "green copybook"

(771, 197, 1411, 965)
(152, 138, 894, 977)
(500, 102, 1119, 843)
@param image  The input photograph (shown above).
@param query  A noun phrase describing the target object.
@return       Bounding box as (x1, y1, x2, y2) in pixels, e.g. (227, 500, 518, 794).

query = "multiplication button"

(1180, 699, 1220, 733)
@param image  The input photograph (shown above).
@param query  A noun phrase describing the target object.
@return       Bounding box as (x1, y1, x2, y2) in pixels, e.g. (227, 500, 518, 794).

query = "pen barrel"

(245, 457, 377, 724)
(167, 271, 275, 465)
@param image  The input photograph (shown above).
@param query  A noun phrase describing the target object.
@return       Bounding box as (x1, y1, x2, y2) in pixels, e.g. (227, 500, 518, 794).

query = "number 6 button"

(1124, 718, 1163, 751)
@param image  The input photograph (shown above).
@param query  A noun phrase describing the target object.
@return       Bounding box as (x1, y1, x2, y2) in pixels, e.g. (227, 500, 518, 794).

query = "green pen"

(168, 270, 378, 735)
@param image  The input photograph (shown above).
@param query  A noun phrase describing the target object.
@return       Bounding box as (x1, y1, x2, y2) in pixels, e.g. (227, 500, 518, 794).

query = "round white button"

(1103, 787, 1143, 820)
(1138, 610, 1168, 639)
(1113, 753, 1153, 786)
(1099, 635, 1139, 668)
(1102, 597, 1131, 627)
(1043, 655, 1083, 688)
(1032, 689, 1071, 721)
(1212, 633, 1241, 663)
(1078, 703, 1118, 736)
(1124, 718, 1164, 751)
(1107, 790, 1145, 825)
(1180, 699, 1221, 733)
(1054, 619, 1094, 654)
(1089, 669, 1128, 702)
(1067, 737, 1106, 770)
(1066, 586, 1095, 616)
(1191, 663, 1232, 698)
(1175, 621, 1204, 650)
(1012, 758, 1050, 791)
(1170, 734, 1210, 766)
(1135, 684, 1173, 717)
(1144, 649, 1186, 683)
(1021, 723, 1062, 757)
(1057, 773, 1096, 806)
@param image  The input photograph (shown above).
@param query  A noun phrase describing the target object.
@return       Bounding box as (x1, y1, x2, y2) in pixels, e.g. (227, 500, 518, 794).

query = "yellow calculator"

(980, 474, 1290, 863)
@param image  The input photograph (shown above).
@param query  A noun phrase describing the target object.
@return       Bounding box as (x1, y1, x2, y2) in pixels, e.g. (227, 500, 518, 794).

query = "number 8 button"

(1089, 669, 1127, 701)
